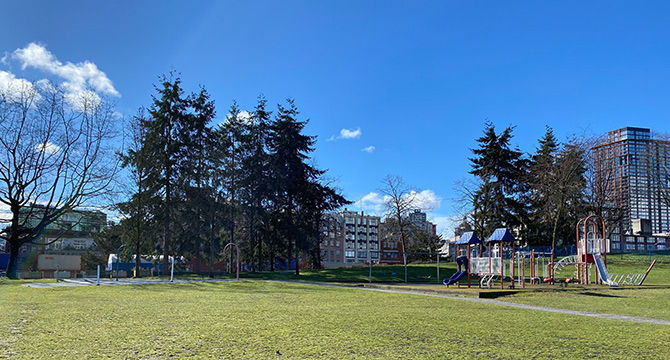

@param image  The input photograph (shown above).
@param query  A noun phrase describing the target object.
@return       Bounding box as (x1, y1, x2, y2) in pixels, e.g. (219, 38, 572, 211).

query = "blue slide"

(443, 256, 468, 286)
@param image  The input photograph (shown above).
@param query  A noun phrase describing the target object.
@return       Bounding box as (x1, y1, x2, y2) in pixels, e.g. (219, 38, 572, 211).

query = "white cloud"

(340, 128, 361, 139)
(220, 110, 254, 129)
(6, 43, 120, 109)
(35, 142, 61, 155)
(238, 110, 253, 123)
(427, 215, 458, 238)
(354, 192, 389, 213)
(0, 201, 10, 223)
(353, 189, 442, 215)
(0, 70, 36, 96)
(329, 127, 362, 141)
(362, 145, 375, 153)
(409, 190, 442, 211)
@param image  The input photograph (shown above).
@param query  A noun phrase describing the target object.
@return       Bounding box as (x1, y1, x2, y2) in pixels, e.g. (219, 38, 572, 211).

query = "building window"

(345, 251, 355, 258)
(73, 240, 88, 249)
(358, 251, 367, 258)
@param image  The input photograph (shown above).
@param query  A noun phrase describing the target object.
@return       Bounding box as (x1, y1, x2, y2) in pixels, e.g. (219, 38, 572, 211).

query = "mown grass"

(502, 287, 670, 321)
(1, 279, 669, 359)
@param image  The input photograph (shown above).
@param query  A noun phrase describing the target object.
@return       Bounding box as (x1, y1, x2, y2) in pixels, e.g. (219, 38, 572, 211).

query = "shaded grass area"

(191, 263, 454, 284)
(220, 257, 669, 287)
(1, 279, 669, 359)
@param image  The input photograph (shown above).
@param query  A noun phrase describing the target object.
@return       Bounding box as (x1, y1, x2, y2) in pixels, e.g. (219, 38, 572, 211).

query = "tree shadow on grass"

(580, 291, 622, 298)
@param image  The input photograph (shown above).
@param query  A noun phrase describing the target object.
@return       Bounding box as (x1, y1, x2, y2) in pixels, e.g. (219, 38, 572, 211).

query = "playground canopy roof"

(455, 231, 482, 245)
(486, 228, 516, 242)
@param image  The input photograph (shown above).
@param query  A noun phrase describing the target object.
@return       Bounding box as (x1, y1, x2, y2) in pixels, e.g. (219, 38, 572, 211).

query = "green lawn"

(1, 278, 669, 359)
(232, 263, 449, 284)
(502, 287, 670, 321)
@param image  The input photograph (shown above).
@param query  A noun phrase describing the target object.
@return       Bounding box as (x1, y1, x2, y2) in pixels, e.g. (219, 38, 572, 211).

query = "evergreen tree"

(268, 99, 348, 275)
(469, 122, 528, 239)
(143, 73, 190, 272)
(177, 87, 216, 273)
(239, 96, 272, 272)
(213, 102, 247, 273)
(526, 126, 559, 245)
(528, 128, 588, 247)
(118, 108, 158, 275)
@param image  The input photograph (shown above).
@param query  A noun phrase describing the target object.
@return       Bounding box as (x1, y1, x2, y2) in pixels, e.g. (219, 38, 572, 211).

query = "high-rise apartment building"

(592, 127, 670, 250)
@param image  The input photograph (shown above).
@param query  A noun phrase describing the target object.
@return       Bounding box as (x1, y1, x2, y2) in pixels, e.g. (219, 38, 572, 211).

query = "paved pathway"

(23, 278, 230, 288)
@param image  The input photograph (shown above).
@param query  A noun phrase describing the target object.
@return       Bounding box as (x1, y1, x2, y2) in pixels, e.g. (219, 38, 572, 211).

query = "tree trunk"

(287, 233, 292, 273)
(6, 239, 21, 279)
(135, 239, 141, 278)
(195, 236, 201, 274)
(162, 177, 171, 275)
(551, 202, 565, 250)
(270, 243, 275, 272)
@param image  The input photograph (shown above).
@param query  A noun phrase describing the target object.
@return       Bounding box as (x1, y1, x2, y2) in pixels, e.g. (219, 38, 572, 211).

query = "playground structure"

(444, 232, 482, 287)
(445, 228, 521, 289)
(444, 217, 657, 289)
(542, 214, 656, 287)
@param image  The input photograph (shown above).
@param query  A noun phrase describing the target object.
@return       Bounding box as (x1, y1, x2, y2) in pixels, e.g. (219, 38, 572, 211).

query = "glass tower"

(592, 127, 670, 236)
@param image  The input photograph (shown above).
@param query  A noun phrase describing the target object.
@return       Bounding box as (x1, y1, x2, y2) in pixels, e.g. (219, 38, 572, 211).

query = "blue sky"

(2, 1, 670, 236)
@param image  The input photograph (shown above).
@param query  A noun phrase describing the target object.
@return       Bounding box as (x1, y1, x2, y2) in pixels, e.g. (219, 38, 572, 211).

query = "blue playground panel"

(0, 253, 9, 269)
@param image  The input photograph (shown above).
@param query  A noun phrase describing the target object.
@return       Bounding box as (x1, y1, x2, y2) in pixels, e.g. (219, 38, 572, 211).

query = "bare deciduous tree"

(380, 175, 418, 257)
(0, 81, 119, 278)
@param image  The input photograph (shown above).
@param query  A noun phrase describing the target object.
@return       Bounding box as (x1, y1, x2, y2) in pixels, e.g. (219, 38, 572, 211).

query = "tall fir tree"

(526, 126, 559, 245)
(528, 128, 588, 247)
(469, 122, 528, 239)
(239, 96, 272, 272)
(269, 99, 324, 275)
(143, 73, 190, 272)
(119, 108, 158, 275)
(177, 87, 216, 273)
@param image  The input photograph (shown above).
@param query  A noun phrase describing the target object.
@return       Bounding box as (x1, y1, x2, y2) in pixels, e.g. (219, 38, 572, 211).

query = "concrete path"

(23, 278, 231, 288)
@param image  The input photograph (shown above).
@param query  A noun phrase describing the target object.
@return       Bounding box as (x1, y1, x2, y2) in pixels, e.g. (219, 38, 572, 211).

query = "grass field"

(1, 277, 670, 359)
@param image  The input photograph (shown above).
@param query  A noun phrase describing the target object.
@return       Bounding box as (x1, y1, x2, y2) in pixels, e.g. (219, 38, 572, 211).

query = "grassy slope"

(1, 280, 669, 359)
